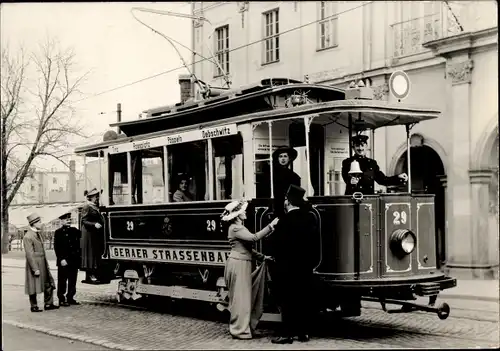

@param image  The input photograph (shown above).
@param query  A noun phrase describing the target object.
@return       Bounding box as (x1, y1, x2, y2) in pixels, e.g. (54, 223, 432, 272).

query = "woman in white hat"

(221, 200, 279, 339)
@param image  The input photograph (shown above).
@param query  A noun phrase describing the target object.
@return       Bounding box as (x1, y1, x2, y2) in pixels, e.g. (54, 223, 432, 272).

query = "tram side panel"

(411, 195, 438, 272)
(101, 202, 233, 297)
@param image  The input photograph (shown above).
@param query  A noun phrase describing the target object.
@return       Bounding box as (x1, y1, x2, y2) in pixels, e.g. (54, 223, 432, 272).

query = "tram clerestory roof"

(75, 98, 440, 156)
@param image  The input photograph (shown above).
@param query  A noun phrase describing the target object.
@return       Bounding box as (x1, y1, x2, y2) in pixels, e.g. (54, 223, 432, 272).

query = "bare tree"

(1, 38, 90, 253)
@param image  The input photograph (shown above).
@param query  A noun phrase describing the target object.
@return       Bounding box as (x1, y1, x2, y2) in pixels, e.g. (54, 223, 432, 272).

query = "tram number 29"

(393, 211, 407, 225)
(126, 221, 134, 231)
(206, 220, 217, 232)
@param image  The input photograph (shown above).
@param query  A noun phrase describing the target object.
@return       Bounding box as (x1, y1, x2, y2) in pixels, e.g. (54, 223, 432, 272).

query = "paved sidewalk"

(2, 256, 498, 302)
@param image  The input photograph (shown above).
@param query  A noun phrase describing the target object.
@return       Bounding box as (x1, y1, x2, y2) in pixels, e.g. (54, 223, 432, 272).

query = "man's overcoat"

(23, 228, 54, 295)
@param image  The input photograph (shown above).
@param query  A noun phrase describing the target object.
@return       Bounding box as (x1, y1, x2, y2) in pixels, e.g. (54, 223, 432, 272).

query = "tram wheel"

(437, 303, 450, 320)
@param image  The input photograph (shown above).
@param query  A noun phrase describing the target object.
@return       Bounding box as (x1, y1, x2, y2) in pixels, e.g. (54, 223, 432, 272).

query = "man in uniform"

(271, 184, 315, 344)
(342, 134, 408, 195)
(54, 213, 81, 306)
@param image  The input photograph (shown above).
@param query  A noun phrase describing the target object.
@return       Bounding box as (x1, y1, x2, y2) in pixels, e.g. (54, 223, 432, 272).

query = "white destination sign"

(109, 245, 230, 266)
(108, 124, 238, 154)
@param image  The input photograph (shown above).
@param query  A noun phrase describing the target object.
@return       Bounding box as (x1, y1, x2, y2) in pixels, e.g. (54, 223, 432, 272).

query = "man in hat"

(342, 134, 408, 195)
(23, 213, 59, 312)
(272, 146, 301, 217)
(54, 213, 81, 306)
(270, 184, 316, 344)
(80, 188, 105, 283)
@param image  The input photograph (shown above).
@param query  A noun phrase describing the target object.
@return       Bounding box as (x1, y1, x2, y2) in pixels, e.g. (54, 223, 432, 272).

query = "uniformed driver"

(341, 134, 408, 195)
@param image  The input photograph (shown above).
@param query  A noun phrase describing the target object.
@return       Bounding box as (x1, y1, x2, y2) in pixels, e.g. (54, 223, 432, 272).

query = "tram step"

(81, 279, 111, 285)
(415, 282, 441, 296)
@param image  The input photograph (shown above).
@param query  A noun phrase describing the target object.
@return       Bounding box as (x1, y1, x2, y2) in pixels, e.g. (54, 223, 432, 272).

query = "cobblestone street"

(2, 262, 499, 350)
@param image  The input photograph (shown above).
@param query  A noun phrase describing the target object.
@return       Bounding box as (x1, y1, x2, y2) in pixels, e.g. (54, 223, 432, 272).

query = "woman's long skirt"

(224, 257, 267, 339)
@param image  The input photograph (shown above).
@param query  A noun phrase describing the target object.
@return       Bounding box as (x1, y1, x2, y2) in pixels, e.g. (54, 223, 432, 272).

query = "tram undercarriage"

(107, 259, 455, 320)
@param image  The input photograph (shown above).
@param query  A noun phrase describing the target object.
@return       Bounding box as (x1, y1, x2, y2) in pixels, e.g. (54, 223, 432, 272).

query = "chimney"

(179, 74, 192, 103)
(69, 160, 76, 202)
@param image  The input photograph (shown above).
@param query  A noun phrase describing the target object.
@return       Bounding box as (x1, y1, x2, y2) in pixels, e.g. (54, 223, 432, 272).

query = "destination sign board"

(109, 245, 230, 266)
(108, 124, 238, 154)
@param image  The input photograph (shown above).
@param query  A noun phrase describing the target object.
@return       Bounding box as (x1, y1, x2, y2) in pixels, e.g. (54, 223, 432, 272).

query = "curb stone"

(439, 294, 499, 303)
(3, 319, 137, 350)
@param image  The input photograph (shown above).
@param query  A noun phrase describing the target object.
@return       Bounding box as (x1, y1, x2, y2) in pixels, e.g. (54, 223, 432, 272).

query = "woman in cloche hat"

(272, 146, 301, 217)
(221, 199, 279, 339)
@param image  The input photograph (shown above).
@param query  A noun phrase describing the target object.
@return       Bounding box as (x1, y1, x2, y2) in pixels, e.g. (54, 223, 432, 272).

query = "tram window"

(212, 134, 244, 200)
(168, 140, 207, 202)
(132, 147, 165, 204)
(108, 153, 128, 205)
(253, 119, 306, 199)
(326, 158, 345, 195)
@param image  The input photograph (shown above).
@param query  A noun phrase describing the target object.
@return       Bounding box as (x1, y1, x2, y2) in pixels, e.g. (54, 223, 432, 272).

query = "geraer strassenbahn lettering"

(109, 246, 230, 266)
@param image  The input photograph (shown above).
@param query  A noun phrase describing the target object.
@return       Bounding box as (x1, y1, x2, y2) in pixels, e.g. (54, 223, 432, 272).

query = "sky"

(1, 2, 193, 172)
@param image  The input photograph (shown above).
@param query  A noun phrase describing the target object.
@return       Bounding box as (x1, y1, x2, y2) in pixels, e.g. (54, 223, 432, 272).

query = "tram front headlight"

(390, 229, 416, 257)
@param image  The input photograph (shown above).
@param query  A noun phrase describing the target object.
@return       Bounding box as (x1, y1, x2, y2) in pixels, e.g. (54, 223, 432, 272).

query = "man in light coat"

(23, 213, 59, 312)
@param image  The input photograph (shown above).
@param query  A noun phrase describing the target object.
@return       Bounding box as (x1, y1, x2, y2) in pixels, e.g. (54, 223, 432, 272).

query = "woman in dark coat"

(272, 146, 301, 217)
(80, 188, 104, 283)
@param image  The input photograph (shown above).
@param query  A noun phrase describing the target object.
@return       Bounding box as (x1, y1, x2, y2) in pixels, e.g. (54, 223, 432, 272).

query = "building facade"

(191, 1, 498, 279)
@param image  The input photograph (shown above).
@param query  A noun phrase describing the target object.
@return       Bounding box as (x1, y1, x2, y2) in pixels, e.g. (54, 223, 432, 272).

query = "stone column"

(469, 169, 495, 279)
(444, 56, 475, 278)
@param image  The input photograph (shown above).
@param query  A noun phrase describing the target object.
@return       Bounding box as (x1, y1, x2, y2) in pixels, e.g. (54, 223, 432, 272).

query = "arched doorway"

(487, 136, 498, 272)
(395, 145, 446, 267)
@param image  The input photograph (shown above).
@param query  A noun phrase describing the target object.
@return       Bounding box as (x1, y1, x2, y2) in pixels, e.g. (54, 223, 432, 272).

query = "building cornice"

(422, 27, 498, 57)
(193, 1, 231, 15)
(310, 55, 446, 86)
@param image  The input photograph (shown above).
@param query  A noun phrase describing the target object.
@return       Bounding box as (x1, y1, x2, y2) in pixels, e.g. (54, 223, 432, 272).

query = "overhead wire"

(74, 1, 374, 104)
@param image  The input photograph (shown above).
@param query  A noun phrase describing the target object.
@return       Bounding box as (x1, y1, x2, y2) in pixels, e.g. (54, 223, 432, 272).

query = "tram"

(75, 77, 456, 321)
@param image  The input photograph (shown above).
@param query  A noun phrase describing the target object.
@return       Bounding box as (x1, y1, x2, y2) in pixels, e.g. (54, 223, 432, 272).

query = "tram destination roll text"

(109, 245, 230, 266)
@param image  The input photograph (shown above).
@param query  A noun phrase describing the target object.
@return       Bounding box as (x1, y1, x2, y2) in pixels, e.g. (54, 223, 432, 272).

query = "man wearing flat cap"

(270, 184, 316, 344)
(23, 213, 59, 312)
(272, 146, 301, 217)
(54, 213, 81, 306)
(342, 134, 408, 195)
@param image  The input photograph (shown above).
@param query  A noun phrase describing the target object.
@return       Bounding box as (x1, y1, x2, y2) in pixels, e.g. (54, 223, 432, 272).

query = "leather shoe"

(31, 306, 43, 312)
(67, 300, 80, 305)
(60, 301, 70, 307)
(271, 336, 293, 344)
(44, 304, 60, 310)
(297, 335, 310, 342)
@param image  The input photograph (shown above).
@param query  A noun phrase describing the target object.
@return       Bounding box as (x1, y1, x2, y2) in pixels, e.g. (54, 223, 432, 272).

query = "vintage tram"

(75, 78, 456, 321)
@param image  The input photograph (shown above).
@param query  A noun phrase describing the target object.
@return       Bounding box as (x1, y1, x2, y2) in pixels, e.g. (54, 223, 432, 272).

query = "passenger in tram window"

(270, 184, 315, 344)
(172, 174, 195, 202)
(221, 200, 278, 340)
(272, 146, 301, 217)
(341, 134, 408, 195)
(80, 188, 106, 284)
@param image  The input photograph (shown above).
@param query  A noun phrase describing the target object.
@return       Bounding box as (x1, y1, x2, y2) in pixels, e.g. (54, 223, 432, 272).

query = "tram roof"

(111, 81, 345, 137)
(75, 99, 440, 155)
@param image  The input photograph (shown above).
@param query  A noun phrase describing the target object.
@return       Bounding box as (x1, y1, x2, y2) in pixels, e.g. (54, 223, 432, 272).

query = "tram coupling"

(361, 296, 451, 320)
